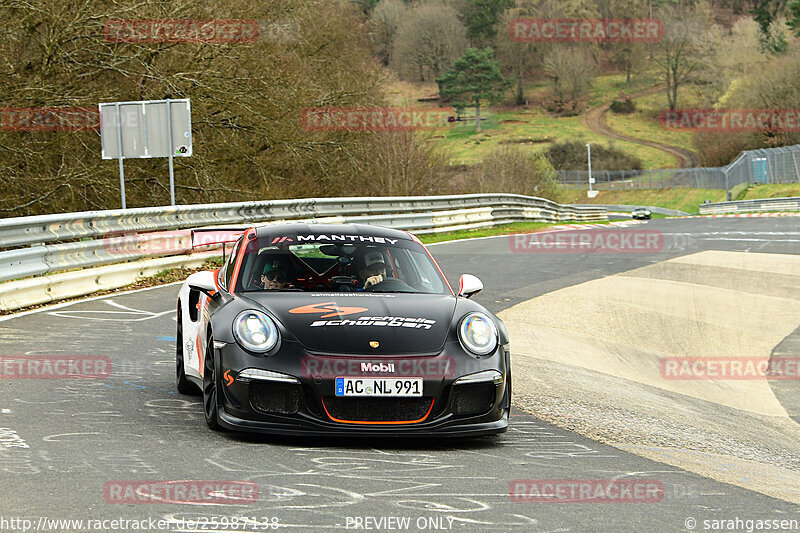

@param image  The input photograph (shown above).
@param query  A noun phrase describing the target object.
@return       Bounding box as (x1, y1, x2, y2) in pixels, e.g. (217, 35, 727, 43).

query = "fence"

(557, 167, 726, 190)
(0, 194, 606, 311)
(557, 144, 800, 191)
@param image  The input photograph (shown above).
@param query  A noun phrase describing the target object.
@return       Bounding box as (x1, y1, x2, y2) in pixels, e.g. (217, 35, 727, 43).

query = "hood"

(242, 293, 456, 355)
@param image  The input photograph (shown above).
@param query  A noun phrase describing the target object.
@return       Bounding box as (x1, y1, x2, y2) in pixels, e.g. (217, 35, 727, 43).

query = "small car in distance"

(175, 223, 511, 437)
(632, 207, 652, 220)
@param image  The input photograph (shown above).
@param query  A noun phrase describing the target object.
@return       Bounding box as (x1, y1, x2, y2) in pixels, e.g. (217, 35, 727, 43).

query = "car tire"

(203, 333, 223, 431)
(176, 307, 195, 395)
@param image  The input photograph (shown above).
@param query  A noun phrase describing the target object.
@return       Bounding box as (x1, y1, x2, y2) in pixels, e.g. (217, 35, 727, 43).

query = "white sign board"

(100, 99, 191, 159)
(98, 99, 192, 208)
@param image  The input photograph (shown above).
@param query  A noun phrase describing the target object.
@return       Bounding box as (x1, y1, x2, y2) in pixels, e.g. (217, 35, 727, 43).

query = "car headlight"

(233, 310, 279, 353)
(458, 312, 498, 356)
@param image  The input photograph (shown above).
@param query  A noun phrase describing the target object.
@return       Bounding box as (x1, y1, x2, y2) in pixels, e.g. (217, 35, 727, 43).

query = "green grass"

(555, 183, 800, 213)
(604, 90, 698, 156)
(555, 187, 727, 213)
(383, 73, 682, 169)
(427, 108, 674, 169)
(383, 72, 707, 171)
(731, 182, 750, 200)
(742, 183, 800, 200)
(587, 73, 660, 107)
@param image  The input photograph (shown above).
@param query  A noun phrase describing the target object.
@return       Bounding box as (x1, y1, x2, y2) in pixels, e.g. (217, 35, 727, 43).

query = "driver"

(261, 263, 289, 290)
(357, 250, 387, 289)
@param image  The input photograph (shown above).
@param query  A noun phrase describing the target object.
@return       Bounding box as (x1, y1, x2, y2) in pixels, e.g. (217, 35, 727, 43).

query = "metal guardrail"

(0, 230, 193, 283)
(698, 196, 800, 215)
(0, 194, 598, 248)
(0, 252, 216, 313)
(570, 204, 689, 217)
(0, 194, 607, 284)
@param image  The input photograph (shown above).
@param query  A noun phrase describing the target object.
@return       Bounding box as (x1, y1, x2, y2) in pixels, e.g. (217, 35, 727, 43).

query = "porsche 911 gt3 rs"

(176, 223, 511, 437)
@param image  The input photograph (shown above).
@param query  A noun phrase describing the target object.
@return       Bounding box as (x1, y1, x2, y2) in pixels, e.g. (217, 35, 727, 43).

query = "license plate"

(335, 377, 422, 397)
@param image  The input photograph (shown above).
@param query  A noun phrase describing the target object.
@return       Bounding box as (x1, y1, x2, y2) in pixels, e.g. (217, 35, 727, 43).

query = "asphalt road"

(1, 217, 799, 532)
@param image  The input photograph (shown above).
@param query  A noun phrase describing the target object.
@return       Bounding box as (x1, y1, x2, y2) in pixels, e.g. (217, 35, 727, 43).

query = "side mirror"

(458, 274, 483, 299)
(188, 271, 218, 297)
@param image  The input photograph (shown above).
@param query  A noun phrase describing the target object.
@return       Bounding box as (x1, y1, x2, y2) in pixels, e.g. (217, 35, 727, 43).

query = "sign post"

(166, 99, 176, 206)
(114, 103, 126, 208)
(100, 98, 192, 208)
(587, 142, 598, 199)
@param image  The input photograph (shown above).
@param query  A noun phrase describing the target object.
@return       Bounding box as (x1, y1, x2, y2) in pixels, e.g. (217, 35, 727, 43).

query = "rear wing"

(191, 227, 248, 261)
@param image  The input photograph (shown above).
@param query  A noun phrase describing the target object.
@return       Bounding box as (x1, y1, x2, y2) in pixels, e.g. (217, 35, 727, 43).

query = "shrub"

(609, 98, 636, 114)
(544, 141, 642, 170)
(461, 145, 558, 199)
(542, 96, 583, 117)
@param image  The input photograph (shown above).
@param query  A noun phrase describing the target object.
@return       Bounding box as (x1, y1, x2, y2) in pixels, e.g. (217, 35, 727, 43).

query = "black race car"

(176, 223, 510, 437)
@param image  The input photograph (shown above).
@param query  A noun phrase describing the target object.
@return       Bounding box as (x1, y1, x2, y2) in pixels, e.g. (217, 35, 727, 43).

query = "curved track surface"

(1, 218, 799, 531)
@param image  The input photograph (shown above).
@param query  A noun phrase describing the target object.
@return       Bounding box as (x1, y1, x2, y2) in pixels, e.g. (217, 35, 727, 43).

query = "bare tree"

(392, 1, 469, 81)
(494, 4, 540, 105)
(369, 0, 409, 66)
(543, 46, 596, 105)
(601, 0, 649, 85)
(654, 4, 707, 111)
(693, 26, 800, 162)
(359, 130, 451, 196)
(0, 0, 427, 214)
(464, 145, 558, 199)
(699, 18, 766, 104)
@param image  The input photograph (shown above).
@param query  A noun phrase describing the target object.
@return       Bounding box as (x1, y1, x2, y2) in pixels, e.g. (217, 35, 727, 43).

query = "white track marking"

(46, 299, 172, 322)
(0, 281, 182, 323)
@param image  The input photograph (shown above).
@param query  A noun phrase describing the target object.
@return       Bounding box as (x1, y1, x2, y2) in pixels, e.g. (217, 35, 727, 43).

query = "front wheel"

(202, 334, 222, 431)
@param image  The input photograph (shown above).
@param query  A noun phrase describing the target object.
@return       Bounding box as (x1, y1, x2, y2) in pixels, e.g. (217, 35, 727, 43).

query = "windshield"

(235, 233, 450, 295)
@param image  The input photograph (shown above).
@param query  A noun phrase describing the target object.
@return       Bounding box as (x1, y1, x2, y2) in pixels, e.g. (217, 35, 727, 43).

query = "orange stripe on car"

(228, 229, 253, 291)
(320, 398, 434, 425)
(196, 335, 204, 378)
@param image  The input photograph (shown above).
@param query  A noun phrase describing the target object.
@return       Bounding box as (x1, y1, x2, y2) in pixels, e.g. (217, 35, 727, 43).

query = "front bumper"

(213, 340, 511, 437)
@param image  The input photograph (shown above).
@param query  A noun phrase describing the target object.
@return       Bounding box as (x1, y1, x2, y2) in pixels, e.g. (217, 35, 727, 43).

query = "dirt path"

(583, 83, 702, 168)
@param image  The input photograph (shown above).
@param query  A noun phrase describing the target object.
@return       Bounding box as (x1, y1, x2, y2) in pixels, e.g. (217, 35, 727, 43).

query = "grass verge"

(604, 89, 698, 155)
(556, 187, 726, 213)
(429, 108, 674, 169)
(383, 74, 676, 169)
(742, 183, 800, 200)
